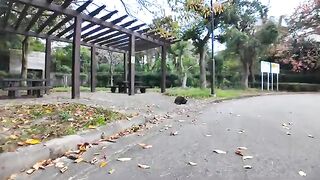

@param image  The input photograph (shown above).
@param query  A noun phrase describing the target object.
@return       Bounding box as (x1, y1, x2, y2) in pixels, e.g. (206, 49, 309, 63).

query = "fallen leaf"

(238, 130, 245, 134)
(74, 158, 84, 163)
(213, 149, 227, 154)
(117, 158, 132, 162)
(170, 131, 179, 136)
(8, 174, 17, 180)
(242, 156, 254, 160)
(108, 169, 115, 174)
(138, 164, 150, 169)
(88, 125, 96, 129)
(60, 166, 68, 173)
(55, 162, 64, 168)
(235, 149, 244, 156)
(25, 139, 41, 145)
(91, 157, 98, 164)
(138, 143, 153, 149)
(67, 154, 79, 160)
(105, 139, 117, 143)
(237, 147, 248, 150)
(9, 135, 18, 140)
(100, 161, 107, 167)
(243, 165, 252, 169)
(308, 134, 314, 138)
(188, 162, 197, 166)
(32, 160, 46, 170)
(26, 169, 35, 174)
(299, 170, 307, 177)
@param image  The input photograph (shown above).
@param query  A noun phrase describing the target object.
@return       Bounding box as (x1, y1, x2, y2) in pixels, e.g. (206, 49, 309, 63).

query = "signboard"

(131, 56, 135, 64)
(261, 61, 270, 73)
(271, 63, 280, 74)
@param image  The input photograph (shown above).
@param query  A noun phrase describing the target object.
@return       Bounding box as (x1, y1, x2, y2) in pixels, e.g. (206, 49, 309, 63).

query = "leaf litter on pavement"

(0, 103, 126, 153)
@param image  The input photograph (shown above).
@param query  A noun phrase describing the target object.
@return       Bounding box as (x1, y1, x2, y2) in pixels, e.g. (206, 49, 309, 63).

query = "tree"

(289, 0, 320, 37)
(277, 0, 320, 72)
(169, 41, 197, 88)
(223, 0, 278, 88)
(174, 0, 228, 89)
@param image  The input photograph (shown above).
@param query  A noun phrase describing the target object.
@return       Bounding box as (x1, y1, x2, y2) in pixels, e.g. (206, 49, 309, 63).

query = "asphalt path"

(15, 94, 320, 180)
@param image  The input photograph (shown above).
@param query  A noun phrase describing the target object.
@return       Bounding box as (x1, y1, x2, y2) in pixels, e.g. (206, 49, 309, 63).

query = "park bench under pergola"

(0, 0, 177, 99)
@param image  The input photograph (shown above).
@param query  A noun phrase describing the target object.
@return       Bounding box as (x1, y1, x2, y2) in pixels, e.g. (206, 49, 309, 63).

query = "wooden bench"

(108, 85, 148, 93)
(0, 79, 52, 98)
(2, 86, 52, 98)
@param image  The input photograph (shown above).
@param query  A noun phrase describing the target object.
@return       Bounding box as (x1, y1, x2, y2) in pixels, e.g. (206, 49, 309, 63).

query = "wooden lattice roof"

(0, 0, 177, 52)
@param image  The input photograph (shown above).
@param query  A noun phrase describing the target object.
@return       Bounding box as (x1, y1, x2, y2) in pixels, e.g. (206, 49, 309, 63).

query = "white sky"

(94, 0, 305, 24)
(89, 0, 305, 52)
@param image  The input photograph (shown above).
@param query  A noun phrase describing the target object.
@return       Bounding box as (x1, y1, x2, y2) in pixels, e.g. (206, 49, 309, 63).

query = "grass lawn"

(52, 87, 108, 92)
(0, 103, 126, 153)
(164, 87, 260, 99)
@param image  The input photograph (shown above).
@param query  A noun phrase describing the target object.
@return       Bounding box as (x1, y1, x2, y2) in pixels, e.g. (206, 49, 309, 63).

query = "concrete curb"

(209, 92, 296, 104)
(0, 116, 146, 179)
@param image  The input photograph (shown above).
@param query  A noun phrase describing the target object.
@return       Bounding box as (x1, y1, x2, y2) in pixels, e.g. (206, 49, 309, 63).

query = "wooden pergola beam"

(80, 15, 128, 40)
(161, 46, 167, 93)
(56, 0, 93, 37)
(103, 36, 129, 46)
(64, 5, 107, 39)
(67, 10, 117, 39)
(14, 0, 169, 45)
(106, 38, 129, 47)
(14, 4, 30, 29)
(36, 0, 74, 33)
(90, 46, 97, 92)
(45, 37, 52, 94)
(0, 26, 126, 53)
(97, 23, 145, 45)
(128, 35, 135, 95)
(25, 0, 54, 31)
(3, 1, 13, 27)
(91, 19, 137, 44)
(72, 16, 82, 99)
(48, 2, 100, 35)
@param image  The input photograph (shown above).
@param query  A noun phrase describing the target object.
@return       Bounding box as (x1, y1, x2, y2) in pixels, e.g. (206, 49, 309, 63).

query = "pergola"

(0, 0, 177, 98)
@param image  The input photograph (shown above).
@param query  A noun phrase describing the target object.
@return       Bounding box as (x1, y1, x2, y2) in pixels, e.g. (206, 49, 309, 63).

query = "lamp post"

(210, 0, 216, 96)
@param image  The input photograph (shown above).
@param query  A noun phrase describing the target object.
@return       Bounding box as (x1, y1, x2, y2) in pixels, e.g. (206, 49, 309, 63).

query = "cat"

(174, 96, 188, 105)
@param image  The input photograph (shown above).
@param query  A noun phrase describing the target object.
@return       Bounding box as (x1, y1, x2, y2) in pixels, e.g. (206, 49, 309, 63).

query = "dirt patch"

(0, 103, 127, 153)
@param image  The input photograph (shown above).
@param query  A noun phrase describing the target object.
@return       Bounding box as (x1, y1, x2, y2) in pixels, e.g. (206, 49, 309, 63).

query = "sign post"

(271, 63, 280, 91)
(260, 61, 271, 91)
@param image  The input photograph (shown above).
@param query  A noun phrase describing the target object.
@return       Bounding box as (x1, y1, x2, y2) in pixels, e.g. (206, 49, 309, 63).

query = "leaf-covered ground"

(0, 103, 126, 153)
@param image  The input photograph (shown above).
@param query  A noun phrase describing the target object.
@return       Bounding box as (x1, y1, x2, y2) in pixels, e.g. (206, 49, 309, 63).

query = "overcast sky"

(94, 0, 305, 24)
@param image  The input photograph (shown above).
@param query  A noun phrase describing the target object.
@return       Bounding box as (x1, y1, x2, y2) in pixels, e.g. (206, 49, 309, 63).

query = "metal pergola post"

(72, 16, 82, 99)
(90, 46, 97, 92)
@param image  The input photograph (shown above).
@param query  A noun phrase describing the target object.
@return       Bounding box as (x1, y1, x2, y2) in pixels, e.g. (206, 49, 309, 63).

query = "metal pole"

(271, 73, 274, 91)
(267, 73, 269, 91)
(210, 0, 216, 96)
(261, 72, 263, 91)
(277, 73, 279, 91)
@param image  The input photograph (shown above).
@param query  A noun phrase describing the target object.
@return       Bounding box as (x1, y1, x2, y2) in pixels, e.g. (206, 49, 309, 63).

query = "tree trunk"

(241, 61, 250, 89)
(182, 72, 188, 88)
(249, 63, 255, 87)
(21, 37, 29, 86)
(199, 47, 207, 89)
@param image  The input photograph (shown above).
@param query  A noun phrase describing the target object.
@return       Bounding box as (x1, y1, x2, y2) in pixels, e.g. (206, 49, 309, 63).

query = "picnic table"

(110, 81, 147, 93)
(0, 78, 52, 98)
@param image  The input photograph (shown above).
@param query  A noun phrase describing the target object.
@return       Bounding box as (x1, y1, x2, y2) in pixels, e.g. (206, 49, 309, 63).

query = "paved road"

(16, 94, 320, 180)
